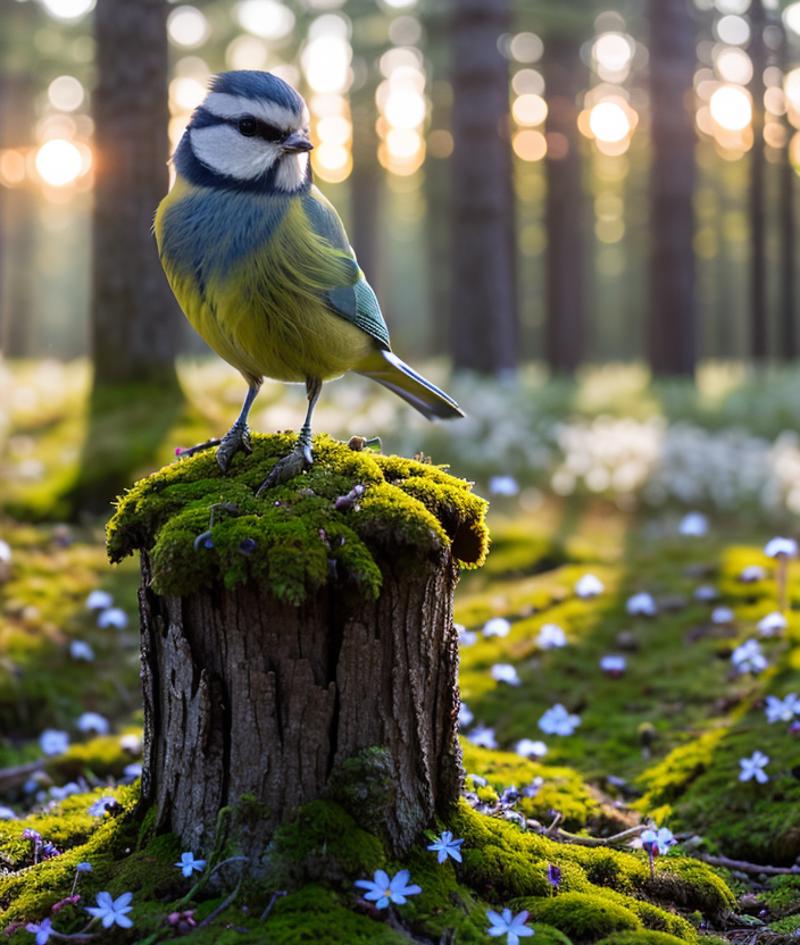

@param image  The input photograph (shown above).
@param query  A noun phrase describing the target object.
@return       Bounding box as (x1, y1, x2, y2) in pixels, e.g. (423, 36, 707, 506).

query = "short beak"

(282, 131, 314, 154)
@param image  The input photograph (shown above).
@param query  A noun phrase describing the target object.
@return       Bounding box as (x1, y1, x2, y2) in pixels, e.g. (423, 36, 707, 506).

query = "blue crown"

(210, 71, 304, 114)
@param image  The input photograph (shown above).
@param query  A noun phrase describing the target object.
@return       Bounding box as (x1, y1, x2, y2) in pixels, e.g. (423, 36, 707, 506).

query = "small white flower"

(467, 724, 498, 749)
(765, 693, 800, 724)
(88, 795, 117, 817)
(600, 654, 627, 675)
(575, 574, 604, 598)
(515, 738, 548, 758)
(489, 475, 519, 496)
(39, 729, 69, 757)
(456, 624, 478, 647)
(458, 703, 474, 727)
(711, 606, 735, 625)
(175, 851, 206, 877)
(758, 612, 787, 637)
(97, 607, 128, 630)
(626, 592, 657, 617)
(731, 638, 768, 674)
(69, 640, 95, 661)
(0, 539, 11, 564)
(765, 537, 798, 559)
(483, 617, 511, 638)
(739, 750, 769, 783)
(679, 512, 708, 537)
(536, 623, 567, 649)
(491, 663, 521, 686)
(119, 733, 142, 754)
(77, 712, 109, 735)
(538, 703, 581, 736)
(0, 806, 15, 820)
(641, 826, 676, 855)
(694, 584, 719, 602)
(85, 891, 133, 929)
(739, 565, 767, 583)
(86, 590, 113, 610)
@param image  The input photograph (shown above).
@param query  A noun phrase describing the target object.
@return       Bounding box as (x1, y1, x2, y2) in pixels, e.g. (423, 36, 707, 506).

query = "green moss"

(461, 743, 600, 830)
(263, 800, 385, 887)
(515, 892, 642, 942)
(595, 933, 692, 945)
(106, 434, 488, 602)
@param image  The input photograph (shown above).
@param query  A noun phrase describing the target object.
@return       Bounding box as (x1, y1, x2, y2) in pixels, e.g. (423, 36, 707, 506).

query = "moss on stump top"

(107, 433, 489, 604)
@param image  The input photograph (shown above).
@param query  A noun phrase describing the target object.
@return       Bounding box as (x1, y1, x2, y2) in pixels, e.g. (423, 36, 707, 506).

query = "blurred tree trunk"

(350, 68, 382, 300)
(543, 35, 585, 374)
(749, 0, 768, 361)
(449, 0, 518, 375)
(66, 0, 182, 517)
(647, 0, 697, 377)
(91, 0, 181, 387)
(0, 74, 36, 358)
(779, 24, 796, 361)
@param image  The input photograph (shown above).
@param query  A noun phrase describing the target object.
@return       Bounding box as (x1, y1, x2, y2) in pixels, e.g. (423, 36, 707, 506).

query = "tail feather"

(356, 350, 464, 421)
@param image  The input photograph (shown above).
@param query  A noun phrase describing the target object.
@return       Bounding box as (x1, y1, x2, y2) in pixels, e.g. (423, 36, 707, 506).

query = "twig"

(0, 760, 44, 792)
(197, 877, 242, 928)
(696, 853, 800, 876)
(529, 821, 648, 848)
(259, 891, 287, 922)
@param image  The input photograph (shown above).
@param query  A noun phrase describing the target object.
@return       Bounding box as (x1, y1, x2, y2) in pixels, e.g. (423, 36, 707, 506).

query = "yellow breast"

(155, 176, 373, 385)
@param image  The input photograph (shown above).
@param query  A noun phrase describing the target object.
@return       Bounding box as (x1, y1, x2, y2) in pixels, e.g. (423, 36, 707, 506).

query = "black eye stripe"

(234, 115, 288, 142)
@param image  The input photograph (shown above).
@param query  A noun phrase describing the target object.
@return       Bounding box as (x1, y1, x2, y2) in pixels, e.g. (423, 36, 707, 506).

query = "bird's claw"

(256, 446, 312, 495)
(216, 423, 252, 473)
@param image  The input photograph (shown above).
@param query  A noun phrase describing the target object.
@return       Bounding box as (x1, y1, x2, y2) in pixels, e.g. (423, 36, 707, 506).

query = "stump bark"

(138, 533, 464, 862)
(109, 435, 488, 866)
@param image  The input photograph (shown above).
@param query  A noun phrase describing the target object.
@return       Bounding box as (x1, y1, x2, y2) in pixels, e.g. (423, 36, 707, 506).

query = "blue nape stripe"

(210, 71, 304, 114)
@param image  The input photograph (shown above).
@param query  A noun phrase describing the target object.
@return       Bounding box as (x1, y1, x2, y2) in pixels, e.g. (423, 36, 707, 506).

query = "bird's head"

(179, 70, 313, 193)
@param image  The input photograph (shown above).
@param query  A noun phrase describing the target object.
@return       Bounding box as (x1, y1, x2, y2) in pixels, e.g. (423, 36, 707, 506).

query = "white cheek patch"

(204, 92, 299, 131)
(275, 152, 309, 193)
(190, 124, 281, 180)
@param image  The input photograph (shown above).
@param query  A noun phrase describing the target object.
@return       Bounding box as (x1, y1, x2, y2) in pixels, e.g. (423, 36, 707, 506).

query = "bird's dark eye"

(238, 116, 258, 137)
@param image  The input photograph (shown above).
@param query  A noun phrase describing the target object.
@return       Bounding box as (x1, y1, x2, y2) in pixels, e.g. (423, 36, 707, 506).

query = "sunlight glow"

(301, 35, 352, 93)
(714, 46, 752, 85)
(167, 6, 209, 48)
(48, 75, 84, 112)
(593, 33, 633, 73)
(236, 0, 295, 40)
(589, 101, 630, 143)
(512, 93, 547, 127)
(35, 138, 84, 187)
(40, 0, 94, 20)
(716, 15, 750, 45)
(784, 2, 800, 35)
(709, 84, 752, 131)
(0, 150, 26, 187)
(512, 129, 547, 162)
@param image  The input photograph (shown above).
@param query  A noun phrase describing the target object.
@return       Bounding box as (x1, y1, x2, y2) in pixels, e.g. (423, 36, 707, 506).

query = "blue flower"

(86, 891, 134, 929)
(77, 861, 93, 873)
(175, 851, 206, 877)
(25, 918, 53, 945)
(547, 863, 561, 889)
(641, 826, 676, 856)
(354, 869, 422, 909)
(427, 831, 464, 864)
(486, 908, 534, 944)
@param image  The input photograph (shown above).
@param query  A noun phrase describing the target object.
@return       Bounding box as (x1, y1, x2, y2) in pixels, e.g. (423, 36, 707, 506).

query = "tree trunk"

(543, 35, 585, 374)
(779, 25, 796, 361)
(449, 0, 518, 375)
(647, 0, 697, 377)
(749, 0, 768, 361)
(91, 0, 181, 387)
(138, 549, 463, 861)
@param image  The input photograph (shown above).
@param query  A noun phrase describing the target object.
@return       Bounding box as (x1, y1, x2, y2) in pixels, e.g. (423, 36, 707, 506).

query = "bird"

(154, 70, 463, 492)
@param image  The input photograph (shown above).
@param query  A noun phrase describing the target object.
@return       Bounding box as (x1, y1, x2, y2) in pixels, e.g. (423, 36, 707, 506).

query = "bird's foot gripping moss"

(256, 441, 313, 494)
(216, 421, 254, 472)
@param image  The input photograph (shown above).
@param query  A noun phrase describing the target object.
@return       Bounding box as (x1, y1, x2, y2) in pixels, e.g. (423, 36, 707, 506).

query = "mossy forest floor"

(2, 361, 800, 943)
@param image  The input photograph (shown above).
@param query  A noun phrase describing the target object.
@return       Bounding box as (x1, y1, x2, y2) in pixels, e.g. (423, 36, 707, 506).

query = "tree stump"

(108, 433, 488, 865)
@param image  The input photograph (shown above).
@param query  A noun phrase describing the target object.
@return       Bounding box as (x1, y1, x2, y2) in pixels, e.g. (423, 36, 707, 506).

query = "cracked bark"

(138, 550, 464, 862)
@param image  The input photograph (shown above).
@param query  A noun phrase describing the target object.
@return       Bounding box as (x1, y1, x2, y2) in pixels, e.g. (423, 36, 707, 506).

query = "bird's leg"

(216, 384, 260, 472)
(175, 384, 259, 471)
(256, 378, 322, 495)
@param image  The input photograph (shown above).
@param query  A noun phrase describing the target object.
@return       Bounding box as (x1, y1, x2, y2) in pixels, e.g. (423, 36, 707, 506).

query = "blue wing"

(302, 186, 391, 350)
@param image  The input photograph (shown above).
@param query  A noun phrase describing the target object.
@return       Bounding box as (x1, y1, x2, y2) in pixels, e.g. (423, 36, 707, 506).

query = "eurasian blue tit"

(155, 70, 463, 490)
